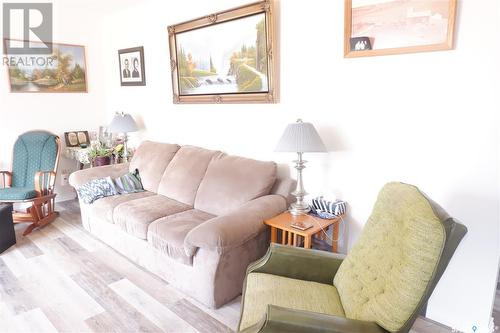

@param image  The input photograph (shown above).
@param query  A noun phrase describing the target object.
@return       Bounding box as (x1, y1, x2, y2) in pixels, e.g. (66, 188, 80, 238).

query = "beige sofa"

(69, 141, 293, 308)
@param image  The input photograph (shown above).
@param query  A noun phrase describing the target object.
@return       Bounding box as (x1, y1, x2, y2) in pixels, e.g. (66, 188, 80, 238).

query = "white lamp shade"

(109, 113, 138, 133)
(275, 119, 327, 153)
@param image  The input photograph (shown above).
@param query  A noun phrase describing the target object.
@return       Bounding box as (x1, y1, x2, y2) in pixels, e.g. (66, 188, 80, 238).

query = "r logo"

(3, 3, 53, 54)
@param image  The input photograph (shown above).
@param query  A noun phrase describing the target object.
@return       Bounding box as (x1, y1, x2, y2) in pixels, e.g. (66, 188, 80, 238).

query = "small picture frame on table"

(64, 131, 90, 148)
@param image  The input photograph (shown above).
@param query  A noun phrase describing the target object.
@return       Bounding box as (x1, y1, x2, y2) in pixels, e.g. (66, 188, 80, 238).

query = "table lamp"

(275, 119, 327, 215)
(109, 112, 138, 162)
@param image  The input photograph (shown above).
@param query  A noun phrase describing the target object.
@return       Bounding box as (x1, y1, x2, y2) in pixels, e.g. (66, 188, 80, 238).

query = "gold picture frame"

(168, 0, 278, 104)
(4, 39, 88, 93)
(344, 0, 457, 58)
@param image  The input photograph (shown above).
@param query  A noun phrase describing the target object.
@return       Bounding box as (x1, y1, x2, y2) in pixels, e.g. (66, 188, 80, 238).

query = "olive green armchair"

(238, 182, 467, 333)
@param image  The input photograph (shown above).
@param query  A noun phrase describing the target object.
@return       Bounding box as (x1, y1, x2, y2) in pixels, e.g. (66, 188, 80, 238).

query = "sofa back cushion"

(194, 154, 277, 216)
(129, 141, 180, 192)
(333, 182, 446, 332)
(157, 146, 221, 205)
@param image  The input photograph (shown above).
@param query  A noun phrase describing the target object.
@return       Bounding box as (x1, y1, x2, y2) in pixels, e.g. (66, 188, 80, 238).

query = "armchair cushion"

(239, 273, 345, 331)
(0, 187, 37, 200)
(333, 182, 446, 332)
(12, 131, 58, 188)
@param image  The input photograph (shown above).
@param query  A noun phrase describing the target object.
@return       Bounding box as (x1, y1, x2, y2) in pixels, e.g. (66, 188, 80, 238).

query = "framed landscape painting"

(4, 39, 87, 92)
(344, 0, 457, 58)
(168, 0, 278, 104)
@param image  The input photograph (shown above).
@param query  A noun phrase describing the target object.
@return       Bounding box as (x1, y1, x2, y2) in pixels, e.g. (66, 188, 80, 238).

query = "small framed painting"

(64, 131, 90, 147)
(168, 0, 278, 104)
(118, 46, 146, 86)
(344, 0, 457, 58)
(4, 39, 87, 93)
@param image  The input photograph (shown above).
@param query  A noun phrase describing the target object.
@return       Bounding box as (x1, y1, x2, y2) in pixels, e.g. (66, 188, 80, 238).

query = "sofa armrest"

(69, 163, 129, 188)
(241, 305, 387, 333)
(184, 195, 287, 255)
(248, 243, 345, 285)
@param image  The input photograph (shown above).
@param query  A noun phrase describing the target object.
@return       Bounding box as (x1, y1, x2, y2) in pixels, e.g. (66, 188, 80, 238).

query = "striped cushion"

(112, 169, 144, 194)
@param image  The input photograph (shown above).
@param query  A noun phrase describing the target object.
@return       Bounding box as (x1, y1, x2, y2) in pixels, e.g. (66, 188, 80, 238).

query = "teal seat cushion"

(0, 187, 37, 200)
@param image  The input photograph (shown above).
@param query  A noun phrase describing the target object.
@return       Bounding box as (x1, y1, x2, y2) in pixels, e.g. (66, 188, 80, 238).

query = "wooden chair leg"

(22, 195, 58, 236)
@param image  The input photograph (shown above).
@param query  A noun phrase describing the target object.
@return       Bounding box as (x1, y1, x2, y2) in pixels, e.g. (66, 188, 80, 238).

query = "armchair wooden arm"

(34, 171, 56, 196)
(0, 171, 12, 188)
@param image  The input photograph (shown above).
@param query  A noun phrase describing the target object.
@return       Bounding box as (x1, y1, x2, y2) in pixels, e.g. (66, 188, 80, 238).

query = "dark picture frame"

(168, 0, 278, 104)
(64, 131, 90, 147)
(118, 46, 146, 86)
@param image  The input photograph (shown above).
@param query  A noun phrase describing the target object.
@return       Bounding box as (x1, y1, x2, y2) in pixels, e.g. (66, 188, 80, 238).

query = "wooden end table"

(264, 211, 343, 252)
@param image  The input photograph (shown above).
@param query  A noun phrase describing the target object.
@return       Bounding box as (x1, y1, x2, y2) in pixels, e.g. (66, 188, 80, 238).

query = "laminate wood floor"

(0, 200, 452, 333)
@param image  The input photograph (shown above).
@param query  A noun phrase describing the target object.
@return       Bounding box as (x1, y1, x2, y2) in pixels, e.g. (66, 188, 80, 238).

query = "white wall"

(0, 0, 109, 200)
(98, 1, 500, 332)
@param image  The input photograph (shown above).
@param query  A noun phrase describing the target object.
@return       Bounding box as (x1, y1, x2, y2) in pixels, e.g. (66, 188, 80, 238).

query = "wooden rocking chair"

(0, 131, 61, 236)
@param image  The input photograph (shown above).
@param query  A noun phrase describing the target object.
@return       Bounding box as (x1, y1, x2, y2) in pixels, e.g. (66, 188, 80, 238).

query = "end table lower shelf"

(264, 211, 343, 253)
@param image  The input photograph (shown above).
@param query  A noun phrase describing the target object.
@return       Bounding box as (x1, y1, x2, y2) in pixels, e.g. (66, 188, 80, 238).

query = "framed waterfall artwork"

(344, 0, 457, 58)
(4, 39, 87, 93)
(167, 0, 278, 104)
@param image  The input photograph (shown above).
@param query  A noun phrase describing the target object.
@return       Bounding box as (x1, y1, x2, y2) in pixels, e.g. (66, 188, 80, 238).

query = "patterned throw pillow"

(77, 177, 118, 204)
(111, 169, 144, 194)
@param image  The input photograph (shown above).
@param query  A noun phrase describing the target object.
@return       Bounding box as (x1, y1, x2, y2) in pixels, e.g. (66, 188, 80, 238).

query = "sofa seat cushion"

(89, 191, 155, 223)
(113, 195, 191, 239)
(194, 154, 277, 216)
(147, 209, 215, 265)
(240, 273, 345, 330)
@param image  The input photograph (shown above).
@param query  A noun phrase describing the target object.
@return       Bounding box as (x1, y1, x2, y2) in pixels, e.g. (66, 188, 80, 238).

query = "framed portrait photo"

(344, 0, 457, 58)
(118, 46, 146, 86)
(168, 0, 278, 104)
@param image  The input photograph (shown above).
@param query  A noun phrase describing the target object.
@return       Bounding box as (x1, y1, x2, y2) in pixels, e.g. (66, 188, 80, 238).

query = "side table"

(0, 203, 16, 254)
(264, 211, 343, 252)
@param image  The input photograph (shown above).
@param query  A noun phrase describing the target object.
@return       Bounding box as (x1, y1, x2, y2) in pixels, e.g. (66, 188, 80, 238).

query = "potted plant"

(88, 144, 112, 167)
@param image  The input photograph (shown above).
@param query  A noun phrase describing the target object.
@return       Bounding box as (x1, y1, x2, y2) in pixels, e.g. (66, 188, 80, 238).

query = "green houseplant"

(88, 143, 112, 167)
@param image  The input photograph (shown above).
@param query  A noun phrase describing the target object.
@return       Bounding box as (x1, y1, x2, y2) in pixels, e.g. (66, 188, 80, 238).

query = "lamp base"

(289, 202, 311, 216)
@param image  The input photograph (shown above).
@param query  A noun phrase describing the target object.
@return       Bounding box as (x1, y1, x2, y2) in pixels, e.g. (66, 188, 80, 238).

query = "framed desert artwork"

(344, 0, 457, 58)
(4, 39, 87, 92)
(118, 46, 146, 86)
(168, 0, 278, 104)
